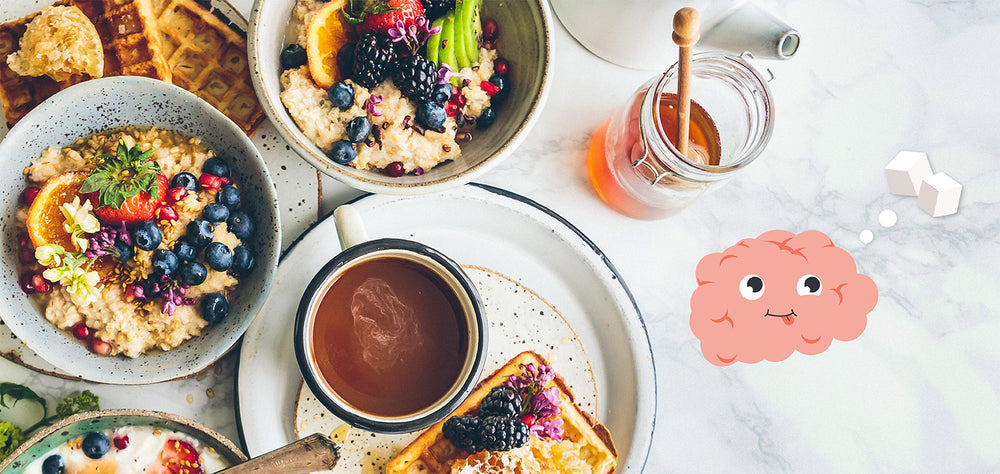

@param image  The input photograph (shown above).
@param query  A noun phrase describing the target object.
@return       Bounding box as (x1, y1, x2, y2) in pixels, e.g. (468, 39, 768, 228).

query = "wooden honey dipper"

(672, 7, 700, 160)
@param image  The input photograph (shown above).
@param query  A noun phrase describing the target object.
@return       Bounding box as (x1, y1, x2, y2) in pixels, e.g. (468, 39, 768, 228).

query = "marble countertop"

(4, 0, 1000, 471)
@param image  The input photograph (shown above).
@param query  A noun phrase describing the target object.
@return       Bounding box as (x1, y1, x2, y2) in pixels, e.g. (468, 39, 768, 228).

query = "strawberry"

(151, 438, 203, 474)
(343, 0, 425, 35)
(80, 141, 168, 226)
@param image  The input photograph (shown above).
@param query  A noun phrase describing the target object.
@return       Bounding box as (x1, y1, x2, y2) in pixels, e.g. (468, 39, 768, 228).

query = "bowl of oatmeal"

(0, 76, 280, 384)
(249, 0, 552, 194)
(0, 409, 247, 474)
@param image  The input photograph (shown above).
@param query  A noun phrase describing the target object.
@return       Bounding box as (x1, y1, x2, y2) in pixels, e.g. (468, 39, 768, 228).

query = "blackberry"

(478, 386, 522, 419)
(479, 416, 530, 452)
(391, 54, 439, 102)
(352, 33, 396, 89)
(442, 416, 483, 453)
(421, 0, 455, 20)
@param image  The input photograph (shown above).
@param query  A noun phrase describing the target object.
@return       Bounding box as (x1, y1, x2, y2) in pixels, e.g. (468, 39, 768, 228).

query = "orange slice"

(26, 171, 90, 251)
(306, 0, 355, 89)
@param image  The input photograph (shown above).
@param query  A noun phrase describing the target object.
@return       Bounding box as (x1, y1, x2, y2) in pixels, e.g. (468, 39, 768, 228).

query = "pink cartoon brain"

(690, 230, 878, 366)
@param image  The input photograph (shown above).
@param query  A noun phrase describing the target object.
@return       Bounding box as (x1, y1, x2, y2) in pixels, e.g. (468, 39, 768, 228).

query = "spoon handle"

(216, 434, 340, 474)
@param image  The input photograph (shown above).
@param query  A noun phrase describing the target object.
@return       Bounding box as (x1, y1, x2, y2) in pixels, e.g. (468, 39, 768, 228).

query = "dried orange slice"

(306, 0, 355, 89)
(26, 171, 90, 251)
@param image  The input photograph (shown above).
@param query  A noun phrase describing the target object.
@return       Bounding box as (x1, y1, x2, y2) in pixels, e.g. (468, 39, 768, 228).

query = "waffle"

(150, 0, 264, 134)
(385, 351, 618, 474)
(0, 0, 171, 126)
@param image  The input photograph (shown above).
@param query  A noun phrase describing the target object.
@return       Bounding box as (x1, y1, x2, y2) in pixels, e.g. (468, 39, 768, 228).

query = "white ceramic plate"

(0, 0, 321, 379)
(236, 184, 656, 471)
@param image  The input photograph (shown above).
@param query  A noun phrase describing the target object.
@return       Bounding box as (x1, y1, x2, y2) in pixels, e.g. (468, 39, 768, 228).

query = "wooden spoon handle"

(672, 7, 701, 158)
(216, 434, 340, 474)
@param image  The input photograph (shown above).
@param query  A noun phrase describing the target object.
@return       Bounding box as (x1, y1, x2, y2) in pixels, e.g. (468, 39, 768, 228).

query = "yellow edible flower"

(60, 196, 99, 251)
(34, 243, 65, 267)
(61, 266, 102, 307)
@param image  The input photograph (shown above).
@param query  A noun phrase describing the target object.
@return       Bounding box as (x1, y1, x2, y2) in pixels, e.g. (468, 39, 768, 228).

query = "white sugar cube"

(917, 172, 962, 217)
(885, 151, 932, 196)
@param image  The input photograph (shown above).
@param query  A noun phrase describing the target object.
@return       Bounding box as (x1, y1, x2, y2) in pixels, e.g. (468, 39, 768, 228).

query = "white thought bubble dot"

(860, 229, 874, 244)
(879, 209, 898, 228)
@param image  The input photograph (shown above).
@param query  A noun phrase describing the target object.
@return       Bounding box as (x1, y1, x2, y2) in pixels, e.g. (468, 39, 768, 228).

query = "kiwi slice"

(453, 3, 470, 68)
(426, 16, 446, 65)
(458, 0, 481, 63)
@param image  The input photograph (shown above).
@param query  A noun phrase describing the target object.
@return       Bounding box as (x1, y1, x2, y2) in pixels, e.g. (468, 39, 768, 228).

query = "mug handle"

(333, 204, 369, 250)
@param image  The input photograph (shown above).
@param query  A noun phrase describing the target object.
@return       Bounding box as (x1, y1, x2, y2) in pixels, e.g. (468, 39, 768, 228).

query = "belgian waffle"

(150, 0, 264, 134)
(385, 351, 618, 474)
(0, 0, 171, 126)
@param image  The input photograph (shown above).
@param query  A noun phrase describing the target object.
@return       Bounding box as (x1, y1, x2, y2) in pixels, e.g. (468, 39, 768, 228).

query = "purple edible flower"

(150, 273, 195, 316)
(85, 223, 133, 260)
(502, 363, 564, 441)
(366, 94, 384, 117)
(387, 17, 441, 55)
(436, 63, 465, 85)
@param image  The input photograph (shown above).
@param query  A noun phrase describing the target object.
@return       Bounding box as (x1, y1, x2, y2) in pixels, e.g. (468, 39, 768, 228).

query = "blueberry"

(204, 242, 233, 271)
(173, 239, 197, 262)
(82, 432, 110, 459)
(42, 455, 65, 474)
(132, 221, 162, 251)
(279, 43, 308, 70)
(231, 245, 255, 274)
(151, 249, 180, 275)
(178, 261, 208, 286)
(431, 83, 453, 104)
(488, 73, 510, 102)
(327, 82, 354, 110)
(202, 157, 230, 178)
(345, 116, 371, 143)
(186, 219, 214, 247)
(416, 101, 446, 129)
(200, 292, 229, 323)
(202, 203, 230, 224)
(476, 106, 496, 129)
(112, 239, 134, 262)
(171, 172, 198, 191)
(328, 140, 356, 165)
(216, 185, 241, 209)
(227, 211, 255, 240)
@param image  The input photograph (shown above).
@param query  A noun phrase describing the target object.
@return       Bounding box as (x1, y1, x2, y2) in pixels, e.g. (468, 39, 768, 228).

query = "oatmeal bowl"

(249, 0, 552, 194)
(0, 76, 280, 384)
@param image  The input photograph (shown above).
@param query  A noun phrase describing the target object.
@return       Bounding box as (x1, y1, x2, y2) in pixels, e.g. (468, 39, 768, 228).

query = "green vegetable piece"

(453, 1, 470, 68)
(54, 390, 100, 419)
(440, 14, 459, 86)
(0, 382, 46, 413)
(0, 421, 25, 462)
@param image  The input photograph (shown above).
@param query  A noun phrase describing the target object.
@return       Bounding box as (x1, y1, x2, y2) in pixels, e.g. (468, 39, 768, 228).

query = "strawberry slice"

(343, 0, 424, 35)
(80, 141, 167, 226)
(151, 438, 203, 474)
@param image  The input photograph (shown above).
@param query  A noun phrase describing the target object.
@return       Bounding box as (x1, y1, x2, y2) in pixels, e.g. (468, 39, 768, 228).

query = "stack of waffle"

(0, 0, 262, 134)
(385, 351, 619, 474)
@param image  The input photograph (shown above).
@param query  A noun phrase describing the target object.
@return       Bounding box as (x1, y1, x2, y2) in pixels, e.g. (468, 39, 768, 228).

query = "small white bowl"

(0, 76, 281, 384)
(248, 0, 552, 194)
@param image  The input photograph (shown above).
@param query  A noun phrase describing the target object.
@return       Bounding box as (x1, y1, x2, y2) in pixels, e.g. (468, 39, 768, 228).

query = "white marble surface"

(4, 0, 1000, 472)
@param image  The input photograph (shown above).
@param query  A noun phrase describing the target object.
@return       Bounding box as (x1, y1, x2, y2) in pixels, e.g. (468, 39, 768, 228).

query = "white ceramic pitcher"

(550, 0, 800, 69)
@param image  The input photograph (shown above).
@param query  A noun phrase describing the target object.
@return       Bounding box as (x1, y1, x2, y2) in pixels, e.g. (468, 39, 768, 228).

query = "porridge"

(17, 127, 258, 358)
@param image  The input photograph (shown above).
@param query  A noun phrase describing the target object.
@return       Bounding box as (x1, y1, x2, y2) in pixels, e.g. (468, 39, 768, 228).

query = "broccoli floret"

(0, 421, 24, 462)
(54, 390, 100, 419)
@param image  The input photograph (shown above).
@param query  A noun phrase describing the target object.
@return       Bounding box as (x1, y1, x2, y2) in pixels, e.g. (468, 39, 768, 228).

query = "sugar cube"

(917, 172, 962, 217)
(885, 151, 932, 196)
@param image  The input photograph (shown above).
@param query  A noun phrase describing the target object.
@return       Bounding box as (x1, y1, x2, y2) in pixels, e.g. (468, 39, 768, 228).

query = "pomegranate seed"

(385, 162, 405, 177)
(482, 19, 499, 42)
(521, 414, 536, 426)
(219, 176, 233, 186)
(445, 102, 460, 117)
(494, 58, 510, 75)
(31, 274, 49, 293)
(90, 339, 112, 356)
(19, 273, 37, 294)
(17, 232, 30, 248)
(156, 206, 179, 221)
(166, 187, 188, 203)
(20, 186, 40, 206)
(199, 173, 223, 190)
(480, 81, 500, 97)
(72, 323, 91, 340)
(19, 247, 35, 264)
(113, 434, 129, 450)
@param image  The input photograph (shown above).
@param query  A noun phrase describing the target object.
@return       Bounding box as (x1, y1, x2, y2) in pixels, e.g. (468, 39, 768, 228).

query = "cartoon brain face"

(690, 230, 878, 366)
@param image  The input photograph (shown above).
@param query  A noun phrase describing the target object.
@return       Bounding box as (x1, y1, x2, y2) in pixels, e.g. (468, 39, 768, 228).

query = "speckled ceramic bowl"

(0, 76, 280, 384)
(248, 0, 552, 194)
(0, 409, 247, 473)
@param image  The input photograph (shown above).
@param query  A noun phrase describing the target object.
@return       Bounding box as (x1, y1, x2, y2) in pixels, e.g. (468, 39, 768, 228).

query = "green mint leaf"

(0, 383, 46, 413)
